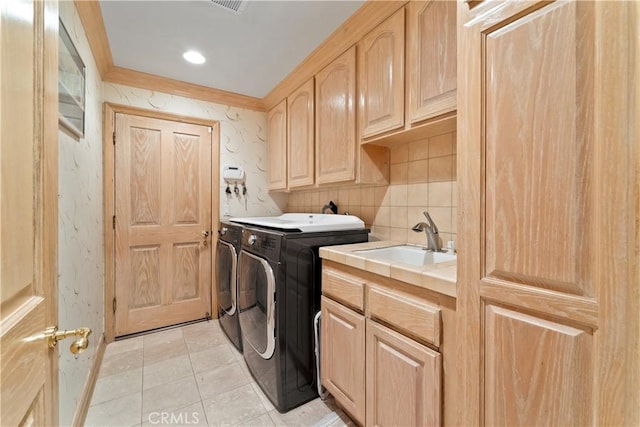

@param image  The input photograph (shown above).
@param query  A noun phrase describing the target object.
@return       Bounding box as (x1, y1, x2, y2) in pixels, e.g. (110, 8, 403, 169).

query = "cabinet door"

(315, 47, 357, 185)
(407, 0, 456, 123)
(321, 296, 365, 425)
(458, 1, 638, 426)
(287, 78, 314, 188)
(359, 8, 405, 138)
(267, 99, 287, 191)
(366, 319, 441, 427)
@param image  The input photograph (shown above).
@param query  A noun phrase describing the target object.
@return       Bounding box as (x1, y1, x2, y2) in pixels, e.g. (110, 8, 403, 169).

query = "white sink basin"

(354, 245, 456, 266)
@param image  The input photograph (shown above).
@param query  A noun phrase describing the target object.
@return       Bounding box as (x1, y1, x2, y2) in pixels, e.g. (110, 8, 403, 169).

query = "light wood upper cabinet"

(366, 319, 441, 427)
(321, 296, 366, 425)
(267, 99, 287, 191)
(457, 1, 639, 426)
(407, 0, 456, 123)
(359, 8, 405, 139)
(315, 46, 357, 185)
(287, 78, 314, 189)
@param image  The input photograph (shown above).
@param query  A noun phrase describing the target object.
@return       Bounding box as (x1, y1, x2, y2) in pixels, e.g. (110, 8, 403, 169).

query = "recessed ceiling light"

(183, 50, 206, 65)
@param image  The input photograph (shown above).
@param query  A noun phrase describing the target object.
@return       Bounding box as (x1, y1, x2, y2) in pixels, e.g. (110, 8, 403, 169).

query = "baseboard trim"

(72, 333, 106, 427)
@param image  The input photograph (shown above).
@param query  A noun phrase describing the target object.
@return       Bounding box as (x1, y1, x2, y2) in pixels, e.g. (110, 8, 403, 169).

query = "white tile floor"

(86, 320, 355, 427)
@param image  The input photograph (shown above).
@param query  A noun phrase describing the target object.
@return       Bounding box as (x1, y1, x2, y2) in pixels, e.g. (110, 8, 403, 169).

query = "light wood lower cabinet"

(321, 263, 446, 426)
(321, 296, 366, 425)
(366, 320, 441, 427)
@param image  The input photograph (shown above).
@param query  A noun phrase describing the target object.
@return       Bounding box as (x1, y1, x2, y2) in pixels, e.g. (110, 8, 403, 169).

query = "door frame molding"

(103, 103, 220, 343)
(43, 0, 59, 422)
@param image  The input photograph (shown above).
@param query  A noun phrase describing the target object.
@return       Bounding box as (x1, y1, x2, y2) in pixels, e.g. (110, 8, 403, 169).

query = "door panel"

(129, 246, 161, 308)
(484, 1, 593, 296)
(320, 296, 365, 425)
(172, 134, 201, 224)
(1, 0, 57, 424)
(172, 243, 199, 301)
(366, 319, 441, 427)
(129, 127, 161, 225)
(484, 305, 591, 426)
(115, 113, 212, 336)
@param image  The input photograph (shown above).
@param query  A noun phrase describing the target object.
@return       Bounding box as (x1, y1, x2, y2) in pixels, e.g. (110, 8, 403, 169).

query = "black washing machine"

(215, 221, 243, 351)
(235, 219, 368, 413)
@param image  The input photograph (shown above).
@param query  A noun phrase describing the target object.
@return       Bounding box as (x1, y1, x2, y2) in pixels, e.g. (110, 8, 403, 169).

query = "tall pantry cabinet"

(456, 1, 639, 426)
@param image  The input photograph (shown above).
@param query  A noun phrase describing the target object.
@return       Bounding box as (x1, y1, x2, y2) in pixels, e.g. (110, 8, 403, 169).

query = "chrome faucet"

(412, 211, 440, 251)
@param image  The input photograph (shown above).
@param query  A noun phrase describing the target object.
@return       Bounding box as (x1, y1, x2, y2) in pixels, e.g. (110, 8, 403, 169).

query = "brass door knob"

(44, 326, 92, 354)
(201, 230, 211, 247)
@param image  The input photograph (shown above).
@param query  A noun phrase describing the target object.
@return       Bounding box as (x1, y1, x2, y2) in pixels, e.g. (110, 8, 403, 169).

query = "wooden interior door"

(457, 1, 639, 425)
(115, 113, 213, 336)
(1, 0, 58, 424)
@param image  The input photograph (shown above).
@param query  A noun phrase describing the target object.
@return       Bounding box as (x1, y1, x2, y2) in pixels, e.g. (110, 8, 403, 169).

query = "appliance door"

(238, 250, 276, 359)
(215, 240, 237, 316)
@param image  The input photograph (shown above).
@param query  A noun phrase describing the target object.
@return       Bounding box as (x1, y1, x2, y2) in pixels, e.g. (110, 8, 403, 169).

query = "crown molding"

(104, 66, 264, 111)
(74, 0, 113, 77)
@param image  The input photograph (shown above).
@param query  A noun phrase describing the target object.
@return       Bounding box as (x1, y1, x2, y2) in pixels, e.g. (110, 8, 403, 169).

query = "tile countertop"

(319, 240, 457, 298)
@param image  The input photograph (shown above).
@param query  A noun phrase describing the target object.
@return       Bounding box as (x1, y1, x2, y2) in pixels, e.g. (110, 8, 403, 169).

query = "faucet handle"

(422, 211, 439, 234)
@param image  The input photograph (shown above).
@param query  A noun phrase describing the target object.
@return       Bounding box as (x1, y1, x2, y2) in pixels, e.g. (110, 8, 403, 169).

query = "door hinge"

(112, 298, 117, 314)
(112, 132, 116, 145)
(112, 215, 116, 230)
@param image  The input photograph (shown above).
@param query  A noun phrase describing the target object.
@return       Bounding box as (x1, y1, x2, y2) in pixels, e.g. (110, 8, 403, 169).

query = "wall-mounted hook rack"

(223, 165, 245, 185)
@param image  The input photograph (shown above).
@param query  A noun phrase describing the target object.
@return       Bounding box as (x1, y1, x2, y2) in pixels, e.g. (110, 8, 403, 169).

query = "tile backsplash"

(286, 130, 457, 249)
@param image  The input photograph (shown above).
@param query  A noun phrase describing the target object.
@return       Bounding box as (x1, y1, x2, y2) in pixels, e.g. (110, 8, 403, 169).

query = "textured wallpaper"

(58, 2, 105, 426)
(102, 83, 287, 218)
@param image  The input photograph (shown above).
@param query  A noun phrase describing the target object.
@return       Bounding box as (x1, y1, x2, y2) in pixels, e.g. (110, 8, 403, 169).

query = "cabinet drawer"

(367, 284, 441, 347)
(322, 267, 365, 311)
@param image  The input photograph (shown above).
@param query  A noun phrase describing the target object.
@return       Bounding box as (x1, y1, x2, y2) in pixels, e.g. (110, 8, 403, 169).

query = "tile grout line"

(184, 326, 210, 426)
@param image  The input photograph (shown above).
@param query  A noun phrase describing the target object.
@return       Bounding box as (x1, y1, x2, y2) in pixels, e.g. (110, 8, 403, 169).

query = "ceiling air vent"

(210, 0, 247, 14)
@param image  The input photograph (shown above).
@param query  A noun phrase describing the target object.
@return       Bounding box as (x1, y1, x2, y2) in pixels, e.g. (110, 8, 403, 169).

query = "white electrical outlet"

(223, 204, 230, 216)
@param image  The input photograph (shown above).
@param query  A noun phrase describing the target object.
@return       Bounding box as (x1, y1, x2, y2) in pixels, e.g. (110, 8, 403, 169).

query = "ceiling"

(99, 0, 365, 99)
